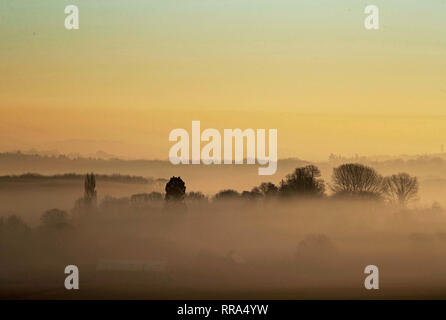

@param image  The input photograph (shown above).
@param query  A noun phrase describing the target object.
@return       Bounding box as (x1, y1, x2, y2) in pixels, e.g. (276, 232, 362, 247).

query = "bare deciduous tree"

(331, 163, 384, 199)
(383, 173, 419, 206)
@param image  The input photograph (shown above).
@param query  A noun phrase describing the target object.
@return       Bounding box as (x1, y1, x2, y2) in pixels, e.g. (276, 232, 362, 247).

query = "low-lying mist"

(2, 196, 446, 299)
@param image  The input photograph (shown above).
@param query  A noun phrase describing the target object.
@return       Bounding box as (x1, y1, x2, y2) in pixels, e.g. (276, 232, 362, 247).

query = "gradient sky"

(1, 0, 445, 160)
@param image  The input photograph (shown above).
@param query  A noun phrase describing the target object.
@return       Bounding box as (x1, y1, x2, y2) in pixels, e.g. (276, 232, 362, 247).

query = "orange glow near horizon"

(1, 1, 445, 160)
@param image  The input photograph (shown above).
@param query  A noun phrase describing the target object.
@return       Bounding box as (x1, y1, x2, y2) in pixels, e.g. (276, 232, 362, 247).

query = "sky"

(1, 0, 445, 160)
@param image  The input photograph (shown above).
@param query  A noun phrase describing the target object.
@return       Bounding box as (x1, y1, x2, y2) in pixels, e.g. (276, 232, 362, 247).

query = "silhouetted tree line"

(141, 163, 417, 208)
(0, 165, 422, 232)
(210, 163, 418, 206)
(0, 173, 160, 184)
(157, 164, 419, 206)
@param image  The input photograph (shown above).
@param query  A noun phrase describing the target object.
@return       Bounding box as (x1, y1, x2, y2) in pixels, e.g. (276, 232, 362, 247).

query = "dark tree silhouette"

(383, 173, 419, 206)
(165, 176, 186, 202)
(41, 209, 69, 229)
(214, 189, 240, 201)
(258, 182, 278, 197)
(241, 187, 263, 200)
(279, 165, 325, 197)
(84, 173, 97, 206)
(331, 163, 384, 199)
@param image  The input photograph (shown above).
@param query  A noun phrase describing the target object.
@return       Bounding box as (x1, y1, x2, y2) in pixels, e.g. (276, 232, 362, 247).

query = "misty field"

(2, 158, 446, 299)
(2, 168, 446, 299)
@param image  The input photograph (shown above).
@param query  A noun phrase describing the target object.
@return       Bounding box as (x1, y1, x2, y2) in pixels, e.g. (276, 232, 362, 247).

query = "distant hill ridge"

(0, 173, 165, 185)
